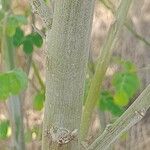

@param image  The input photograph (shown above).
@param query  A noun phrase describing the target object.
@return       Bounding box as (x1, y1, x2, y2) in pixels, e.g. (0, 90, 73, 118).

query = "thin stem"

(25, 13, 35, 75)
(32, 61, 45, 90)
(29, 78, 40, 92)
(29, 0, 53, 29)
(98, 110, 107, 132)
(88, 84, 150, 150)
(100, 0, 150, 47)
(80, 0, 133, 141)
(100, 0, 115, 14)
(88, 53, 108, 132)
(125, 22, 150, 47)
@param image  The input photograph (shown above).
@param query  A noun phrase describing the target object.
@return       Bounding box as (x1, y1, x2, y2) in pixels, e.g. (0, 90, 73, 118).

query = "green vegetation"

(0, 0, 150, 150)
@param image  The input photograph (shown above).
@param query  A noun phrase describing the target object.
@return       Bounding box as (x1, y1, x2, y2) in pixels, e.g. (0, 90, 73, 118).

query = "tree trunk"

(42, 0, 95, 149)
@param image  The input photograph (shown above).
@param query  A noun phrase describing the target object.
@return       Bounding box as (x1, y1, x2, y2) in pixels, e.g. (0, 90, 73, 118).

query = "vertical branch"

(42, 0, 95, 149)
(80, 0, 133, 140)
(1, 1, 25, 150)
(32, 61, 45, 90)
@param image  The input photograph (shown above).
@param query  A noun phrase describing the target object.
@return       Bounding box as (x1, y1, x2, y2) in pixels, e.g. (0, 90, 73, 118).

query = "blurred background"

(0, 0, 150, 149)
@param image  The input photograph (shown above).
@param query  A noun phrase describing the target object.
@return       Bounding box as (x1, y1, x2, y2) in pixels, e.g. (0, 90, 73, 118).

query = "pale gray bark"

(39, 0, 95, 150)
(88, 84, 150, 150)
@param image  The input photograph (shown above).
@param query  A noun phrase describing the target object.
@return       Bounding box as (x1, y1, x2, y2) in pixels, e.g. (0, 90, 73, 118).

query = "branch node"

(104, 124, 113, 133)
(45, 126, 78, 146)
(134, 108, 147, 119)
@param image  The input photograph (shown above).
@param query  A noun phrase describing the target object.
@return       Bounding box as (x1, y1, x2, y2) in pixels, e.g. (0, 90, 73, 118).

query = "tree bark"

(42, 0, 95, 150)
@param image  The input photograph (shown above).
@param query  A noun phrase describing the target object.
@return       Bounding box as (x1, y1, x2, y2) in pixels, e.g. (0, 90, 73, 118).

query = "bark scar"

(45, 126, 78, 146)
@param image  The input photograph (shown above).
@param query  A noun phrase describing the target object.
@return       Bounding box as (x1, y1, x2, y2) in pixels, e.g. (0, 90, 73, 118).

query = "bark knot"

(45, 126, 78, 146)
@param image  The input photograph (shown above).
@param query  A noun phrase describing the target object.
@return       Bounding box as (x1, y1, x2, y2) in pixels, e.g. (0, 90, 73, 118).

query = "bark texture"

(42, 0, 95, 150)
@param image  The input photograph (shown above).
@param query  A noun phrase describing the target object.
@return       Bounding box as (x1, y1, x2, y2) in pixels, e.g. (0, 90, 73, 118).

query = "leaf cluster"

(98, 60, 140, 116)
(0, 69, 28, 100)
(13, 28, 43, 54)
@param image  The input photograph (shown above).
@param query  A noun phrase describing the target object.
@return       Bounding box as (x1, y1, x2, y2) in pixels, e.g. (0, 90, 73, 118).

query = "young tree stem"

(80, 0, 133, 140)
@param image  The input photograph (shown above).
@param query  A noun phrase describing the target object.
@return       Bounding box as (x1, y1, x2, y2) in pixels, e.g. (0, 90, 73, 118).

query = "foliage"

(13, 27, 43, 54)
(98, 60, 140, 116)
(0, 120, 9, 140)
(0, 0, 148, 149)
(0, 69, 28, 100)
(6, 15, 27, 37)
(0, 0, 44, 149)
(0, 11, 43, 54)
(33, 90, 45, 111)
(99, 91, 124, 116)
(112, 60, 140, 106)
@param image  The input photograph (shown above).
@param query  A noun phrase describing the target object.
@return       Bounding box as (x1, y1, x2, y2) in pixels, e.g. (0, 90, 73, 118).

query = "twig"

(125, 23, 150, 47)
(87, 84, 150, 150)
(29, 0, 53, 29)
(32, 61, 45, 90)
(100, 0, 150, 47)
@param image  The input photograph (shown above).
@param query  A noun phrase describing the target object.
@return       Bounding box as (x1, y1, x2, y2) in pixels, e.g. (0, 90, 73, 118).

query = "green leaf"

(23, 39, 33, 54)
(13, 27, 24, 47)
(6, 15, 27, 37)
(99, 91, 124, 116)
(112, 72, 140, 99)
(0, 74, 9, 100)
(0, 120, 9, 140)
(33, 91, 45, 111)
(31, 32, 43, 48)
(114, 90, 129, 107)
(9, 72, 21, 94)
(27, 32, 43, 48)
(121, 61, 136, 72)
(6, 16, 18, 37)
(0, 69, 28, 100)
(16, 31, 43, 54)
(13, 69, 28, 91)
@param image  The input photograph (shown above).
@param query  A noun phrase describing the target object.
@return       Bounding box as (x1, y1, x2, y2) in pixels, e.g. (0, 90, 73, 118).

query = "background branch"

(29, 0, 53, 29)
(1, 1, 25, 149)
(100, 0, 150, 47)
(88, 84, 150, 150)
